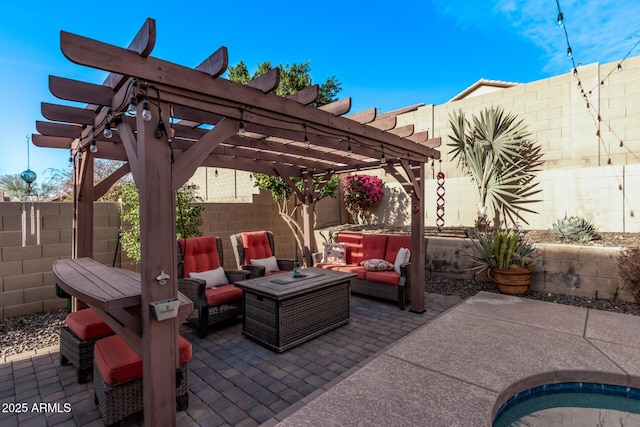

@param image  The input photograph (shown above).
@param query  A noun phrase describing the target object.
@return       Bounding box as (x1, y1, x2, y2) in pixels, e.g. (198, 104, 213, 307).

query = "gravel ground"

(1, 309, 66, 360)
(2, 227, 638, 360)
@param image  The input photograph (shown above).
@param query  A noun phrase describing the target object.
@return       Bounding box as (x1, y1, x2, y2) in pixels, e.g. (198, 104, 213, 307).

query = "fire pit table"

(235, 267, 355, 352)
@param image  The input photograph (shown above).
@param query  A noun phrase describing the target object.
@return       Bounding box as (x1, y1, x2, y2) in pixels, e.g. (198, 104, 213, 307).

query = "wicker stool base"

(59, 326, 111, 384)
(93, 360, 189, 426)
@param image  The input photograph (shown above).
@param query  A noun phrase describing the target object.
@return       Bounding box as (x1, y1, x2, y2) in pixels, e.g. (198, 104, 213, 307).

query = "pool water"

(493, 383, 640, 427)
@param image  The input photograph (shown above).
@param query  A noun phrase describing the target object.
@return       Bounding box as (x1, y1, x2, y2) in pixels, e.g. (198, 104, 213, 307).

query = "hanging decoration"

(436, 160, 445, 231)
(20, 135, 37, 195)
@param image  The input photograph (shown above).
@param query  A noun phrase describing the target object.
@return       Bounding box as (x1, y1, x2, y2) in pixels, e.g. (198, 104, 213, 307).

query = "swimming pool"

(493, 383, 640, 426)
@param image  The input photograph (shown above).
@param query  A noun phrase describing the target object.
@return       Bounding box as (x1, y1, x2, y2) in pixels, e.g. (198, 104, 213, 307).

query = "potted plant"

(467, 228, 538, 295)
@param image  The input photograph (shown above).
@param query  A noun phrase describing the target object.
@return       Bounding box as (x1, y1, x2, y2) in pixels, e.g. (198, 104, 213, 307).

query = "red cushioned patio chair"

(230, 230, 295, 278)
(177, 235, 250, 338)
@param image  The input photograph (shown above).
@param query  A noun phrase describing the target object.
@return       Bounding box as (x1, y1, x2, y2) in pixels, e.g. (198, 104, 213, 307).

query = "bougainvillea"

(342, 174, 384, 223)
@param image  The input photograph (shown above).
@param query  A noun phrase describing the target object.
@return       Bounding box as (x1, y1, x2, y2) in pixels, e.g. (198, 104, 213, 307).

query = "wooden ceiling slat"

(286, 85, 319, 105)
(32, 134, 74, 149)
(102, 18, 156, 91)
(41, 103, 95, 125)
(36, 121, 82, 139)
(318, 98, 351, 116)
(49, 76, 114, 106)
(195, 46, 228, 78)
(58, 31, 436, 160)
(389, 124, 414, 138)
(368, 115, 396, 131)
(347, 108, 376, 124)
(246, 68, 280, 93)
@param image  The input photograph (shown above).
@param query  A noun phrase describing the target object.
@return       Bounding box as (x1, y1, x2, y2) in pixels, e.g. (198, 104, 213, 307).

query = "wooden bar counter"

(53, 257, 193, 355)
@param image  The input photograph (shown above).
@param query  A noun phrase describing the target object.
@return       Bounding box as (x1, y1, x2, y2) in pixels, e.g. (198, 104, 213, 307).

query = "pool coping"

(274, 292, 640, 426)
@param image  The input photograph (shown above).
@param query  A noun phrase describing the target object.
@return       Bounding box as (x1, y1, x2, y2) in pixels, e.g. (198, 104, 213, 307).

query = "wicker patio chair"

(93, 334, 191, 426)
(177, 235, 250, 338)
(59, 308, 114, 383)
(230, 230, 295, 278)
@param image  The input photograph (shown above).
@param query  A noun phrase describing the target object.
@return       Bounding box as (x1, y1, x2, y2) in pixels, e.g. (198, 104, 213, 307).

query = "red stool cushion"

(66, 308, 113, 340)
(94, 335, 192, 387)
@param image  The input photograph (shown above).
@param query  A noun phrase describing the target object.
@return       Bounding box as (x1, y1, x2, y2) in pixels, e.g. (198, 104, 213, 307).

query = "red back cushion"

(355, 234, 387, 264)
(336, 232, 363, 264)
(241, 231, 273, 264)
(178, 236, 221, 278)
(384, 235, 412, 264)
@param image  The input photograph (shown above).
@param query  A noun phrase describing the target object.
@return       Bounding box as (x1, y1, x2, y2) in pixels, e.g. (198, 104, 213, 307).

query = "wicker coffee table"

(235, 267, 355, 352)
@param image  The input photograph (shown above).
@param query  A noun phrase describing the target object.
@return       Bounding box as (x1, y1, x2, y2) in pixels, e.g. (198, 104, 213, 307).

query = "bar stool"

(93, 334, 192, 426)
(59, 308, 114, 383)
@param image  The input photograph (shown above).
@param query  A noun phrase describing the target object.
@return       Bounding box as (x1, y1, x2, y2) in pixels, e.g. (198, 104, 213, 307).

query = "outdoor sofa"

(313, 232, 412, 310)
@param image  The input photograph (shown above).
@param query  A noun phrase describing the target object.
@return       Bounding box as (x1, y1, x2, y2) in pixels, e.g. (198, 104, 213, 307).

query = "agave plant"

(552, 215, 600, 243)
(448, 106, 544, 227)
(466, 229, 537, 274)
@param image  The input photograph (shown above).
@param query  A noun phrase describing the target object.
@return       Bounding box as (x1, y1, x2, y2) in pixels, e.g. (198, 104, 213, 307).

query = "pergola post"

(71, 152, 94, 311)
(136, 101, 179, 426)
(409, 161, 426, 313)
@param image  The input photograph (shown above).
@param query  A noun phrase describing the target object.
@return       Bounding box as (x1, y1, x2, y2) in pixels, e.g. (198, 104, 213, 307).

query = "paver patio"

(0, 293, 461, 426)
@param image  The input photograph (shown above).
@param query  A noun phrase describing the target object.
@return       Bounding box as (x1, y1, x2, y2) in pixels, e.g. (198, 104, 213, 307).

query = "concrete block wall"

(0, 202, 120, 319)
(0, 191, 300, 319)
(417, 55, 640, 232)
(312, 232, 629, 302)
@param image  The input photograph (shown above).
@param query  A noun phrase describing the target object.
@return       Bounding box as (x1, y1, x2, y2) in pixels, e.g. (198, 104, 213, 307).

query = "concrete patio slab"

(276, 354, 497, 427)
(276, 292, 640, 426)
(455, 291, 587, 336)
(586, 309, 640, 347)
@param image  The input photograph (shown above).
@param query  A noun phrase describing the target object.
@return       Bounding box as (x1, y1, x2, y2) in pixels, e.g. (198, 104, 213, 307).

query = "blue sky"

(1, 0, 639, 182)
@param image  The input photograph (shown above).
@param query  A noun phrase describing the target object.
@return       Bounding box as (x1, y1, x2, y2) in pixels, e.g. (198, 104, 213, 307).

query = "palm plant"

(448, 106, 543, 227)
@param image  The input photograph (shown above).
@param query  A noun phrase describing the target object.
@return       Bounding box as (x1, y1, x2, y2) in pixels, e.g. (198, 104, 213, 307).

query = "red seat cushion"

(241, 231, 273, 264)
(332, 265, 367, 280)
(178, 236, 221, 278)
(365, 271, 401, 285)
(65, 308, 113, 340)
(204, 285, 243, 306)
(94, 335, 192, 387)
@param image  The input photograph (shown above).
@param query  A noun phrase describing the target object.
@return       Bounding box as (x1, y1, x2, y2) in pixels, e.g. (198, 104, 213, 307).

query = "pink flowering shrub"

(342, 174, 384, 223)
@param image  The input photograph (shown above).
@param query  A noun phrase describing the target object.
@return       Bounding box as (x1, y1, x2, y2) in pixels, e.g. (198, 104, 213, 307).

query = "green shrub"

(618, 246, 640, 301)
(551, 215, 600, 243)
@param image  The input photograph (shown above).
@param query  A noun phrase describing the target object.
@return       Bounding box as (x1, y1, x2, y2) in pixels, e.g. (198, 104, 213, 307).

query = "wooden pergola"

(34, 18, 440, 426)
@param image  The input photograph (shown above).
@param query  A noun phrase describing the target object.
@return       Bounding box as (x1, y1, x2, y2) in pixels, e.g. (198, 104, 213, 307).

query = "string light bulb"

(380, 147, 386, 165)
(238, 120, 246, 136)
(103, 122, 113, 139)
(573, 68, 578, 77)
(214, 168, 219, 177)
(90, 139, 97, 153)
(347, 143, 352, 155)
(126, 96, 137, 116)
(617, 63, 623, 71)
(567, 47, 573, 58)
(68, 149, 73, 164)
(304, 134, 310, 148)
(141, 101, 152, 122)
(557, 12, 564, 27)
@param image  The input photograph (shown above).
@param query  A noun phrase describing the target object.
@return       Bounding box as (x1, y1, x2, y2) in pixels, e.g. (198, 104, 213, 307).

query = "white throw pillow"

(189, 267, 227, 289)
(394, 247, 411, 274)
(250, 256, 280, 273)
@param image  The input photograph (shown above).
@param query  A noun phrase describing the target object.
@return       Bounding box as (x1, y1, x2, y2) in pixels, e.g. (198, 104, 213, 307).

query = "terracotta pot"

(492, 267, 533, 295)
